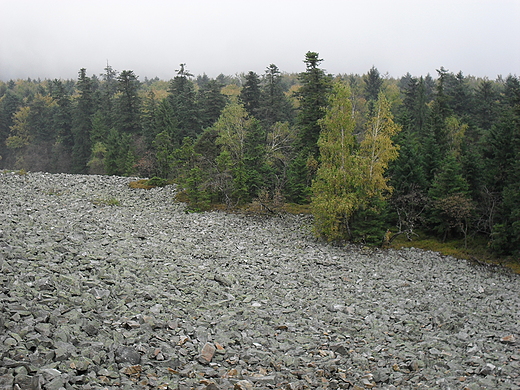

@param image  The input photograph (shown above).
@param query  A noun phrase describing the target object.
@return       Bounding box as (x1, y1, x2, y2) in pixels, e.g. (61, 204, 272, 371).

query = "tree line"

(0, 52, 519, 255)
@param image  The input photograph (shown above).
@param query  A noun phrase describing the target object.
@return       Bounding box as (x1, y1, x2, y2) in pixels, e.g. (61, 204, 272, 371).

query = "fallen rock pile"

(0, 171, 519, 390)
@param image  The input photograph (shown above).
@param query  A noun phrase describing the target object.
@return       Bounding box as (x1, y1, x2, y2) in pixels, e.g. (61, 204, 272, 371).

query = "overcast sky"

(1, 0, 519, 81)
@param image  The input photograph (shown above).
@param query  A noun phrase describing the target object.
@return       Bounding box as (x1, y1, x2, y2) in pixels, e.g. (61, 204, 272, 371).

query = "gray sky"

(1, 0, 519, 81)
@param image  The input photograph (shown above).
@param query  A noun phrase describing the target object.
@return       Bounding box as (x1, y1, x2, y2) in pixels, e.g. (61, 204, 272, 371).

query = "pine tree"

(98, 63, 118, 129)
(51, 79, 74, 150)
(0, 89, 22, 162)
(427, 152, 473, 241)
(243, 118, 269, 199)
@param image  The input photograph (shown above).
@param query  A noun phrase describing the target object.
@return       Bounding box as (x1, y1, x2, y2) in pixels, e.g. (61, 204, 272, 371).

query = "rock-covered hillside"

(1, 172, 519, 390)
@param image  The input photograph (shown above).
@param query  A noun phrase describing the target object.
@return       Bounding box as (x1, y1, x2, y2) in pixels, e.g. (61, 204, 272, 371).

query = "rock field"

(0, 171, 519, 390)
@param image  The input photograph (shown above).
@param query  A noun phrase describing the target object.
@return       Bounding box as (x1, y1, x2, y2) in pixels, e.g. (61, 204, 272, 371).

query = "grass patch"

(390, 230, 520, 274)
(281, 203, 312, 215)
(1, 169, 28, 175)
(129, 179, 155, 190)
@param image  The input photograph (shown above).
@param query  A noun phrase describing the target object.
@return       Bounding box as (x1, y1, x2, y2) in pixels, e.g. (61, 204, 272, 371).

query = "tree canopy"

(1, 55, 519, 255)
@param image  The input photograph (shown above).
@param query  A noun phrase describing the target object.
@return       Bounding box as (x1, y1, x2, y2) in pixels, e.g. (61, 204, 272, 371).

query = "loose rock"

(0, 171, 519, 390)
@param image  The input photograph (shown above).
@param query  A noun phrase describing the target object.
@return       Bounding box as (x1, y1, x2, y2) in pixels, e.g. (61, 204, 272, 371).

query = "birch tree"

(311, 81, 359, 240)
(358, 92, 401, 200)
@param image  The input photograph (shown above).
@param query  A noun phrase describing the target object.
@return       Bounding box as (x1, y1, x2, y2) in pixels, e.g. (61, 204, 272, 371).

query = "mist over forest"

(1, 52, 519, 257)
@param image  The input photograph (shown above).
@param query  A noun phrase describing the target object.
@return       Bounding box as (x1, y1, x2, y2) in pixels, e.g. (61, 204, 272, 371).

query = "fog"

(1, 0, 519, 80)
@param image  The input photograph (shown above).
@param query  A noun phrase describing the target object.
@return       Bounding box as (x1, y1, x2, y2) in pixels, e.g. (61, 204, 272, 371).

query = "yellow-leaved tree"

(311, 80, 360, 241)
(358, 91, 401, 200)
(312, 85, 401, 242)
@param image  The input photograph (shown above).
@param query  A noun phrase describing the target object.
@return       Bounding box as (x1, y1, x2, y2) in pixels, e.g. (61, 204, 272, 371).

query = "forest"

(0, 52, 519, 257)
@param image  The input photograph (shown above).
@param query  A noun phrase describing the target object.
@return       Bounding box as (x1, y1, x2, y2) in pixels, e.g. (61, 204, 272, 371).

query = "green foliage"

(115, 70, 141, 134)
(167, 64, 201, 141)
(311, 81, 360, 240)
(349, 198, 389, 245)
(104, 129, 136, 176)
(240, 71, 261, 118)
(2, 58, 520, 257)
(295, 51, 333, 157)
(87, 142, 107, 174)
(182, 166, 211, 211)
(288, 52, 333, 202)
(152, 130, 174, 179)
(312, 82, 401, 243)
(147, 176, 168, 187)
(259, 64, 294, 128)
(71, 68, 94, 173)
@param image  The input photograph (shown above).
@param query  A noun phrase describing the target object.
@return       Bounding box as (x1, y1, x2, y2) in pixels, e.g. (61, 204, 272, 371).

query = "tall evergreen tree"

(475, 78, 499, 131)
(364, 66, 384, 114)
(115, 70, 141, 134)
(295, 52, 332, 157)
(72, 68, 95, 173)
(288, 52, 332, 202)
(259, 64, 293, 128)
(198, 79, 227, 129)
(0, 89, 22, 163)
(427, 152, 473, 241)
(243, 118, 269, 199)
(98, 63, 118, 129)
(168, 64, 200, 142)
(240, 71, 261, 119)
(51, 79, 74, 150)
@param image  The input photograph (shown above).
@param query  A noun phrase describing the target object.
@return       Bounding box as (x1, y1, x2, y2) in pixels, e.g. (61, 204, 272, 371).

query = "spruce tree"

(198, 79, 226, 129)
(115, 70, 141, 134)
(259, 64, 293, 128)
(168, 64, 200, 142)
(72, 68, 94, 173)
(287, 52, 332, 203)
(240, 71, 261, 119)
(294, 52, 332, 157)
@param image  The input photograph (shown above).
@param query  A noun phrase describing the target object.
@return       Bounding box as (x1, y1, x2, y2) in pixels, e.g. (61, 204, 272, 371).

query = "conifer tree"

(115, 70, 141, 134)
(288, 52, 332, 202)
(72, 68, 95, 173)
(198, 79, 227, 129)
(51, 79, 74, 150)
(168, 64, 200, 142)
(259, 64, 293, 128)
(294, 52, 332, 157)
(364, 66, 384, 115)
(240, 71, 261, 118)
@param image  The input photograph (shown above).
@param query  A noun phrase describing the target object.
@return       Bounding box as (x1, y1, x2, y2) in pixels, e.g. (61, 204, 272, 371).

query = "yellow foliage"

(312, 81, 361, 240)
(358, 92, 401, 198)
(6, 106, 32, 149)
(221, 84, 241, 97)
(311, 84, 402, 241)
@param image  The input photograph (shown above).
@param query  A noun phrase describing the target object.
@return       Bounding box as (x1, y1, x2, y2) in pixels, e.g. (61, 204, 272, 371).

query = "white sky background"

(0, 0, 519, 81)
